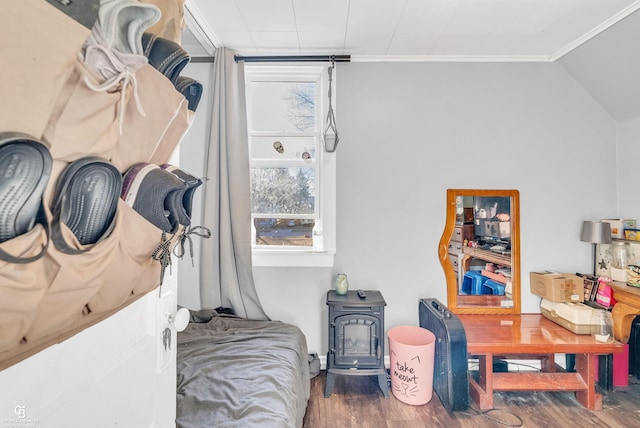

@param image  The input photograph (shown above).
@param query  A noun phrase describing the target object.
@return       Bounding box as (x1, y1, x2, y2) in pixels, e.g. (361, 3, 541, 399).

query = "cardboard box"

(602, 219, 636, 239)
(479, 220, 510, 239)
(529, 272, 584, 302)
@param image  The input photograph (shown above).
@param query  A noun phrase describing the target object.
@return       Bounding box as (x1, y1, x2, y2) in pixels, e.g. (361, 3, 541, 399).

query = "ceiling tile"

(346, 0, 408, 33)
(190, 0, 246, 32)
(217, 31, 258, 52)
(293, 0, 350, 33)
(430, 34, 491, 56)
(250, 31, 300, 53)
(443, 2, 506, 36)
(186, 0, 640, 59)
(298, 31, 347, 53)
(395, 0, 460, 35)
(492, 3, 567, 37)
(235, 0, 297, 32)
(344, 31, 396, 55)
(386, 32, 440, 56)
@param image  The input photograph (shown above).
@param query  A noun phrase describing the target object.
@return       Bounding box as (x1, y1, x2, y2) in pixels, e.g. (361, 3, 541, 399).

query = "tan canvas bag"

(0, 0, 89, 139)
(110, 63, 191, 171)
(23, 202, 120, 342)
(149, 104, 194, 165)
(0, 225, 59, 353)
(86, 201, 163, 314)
(42, 58, 126, 164)
(140, 0, 186, 44)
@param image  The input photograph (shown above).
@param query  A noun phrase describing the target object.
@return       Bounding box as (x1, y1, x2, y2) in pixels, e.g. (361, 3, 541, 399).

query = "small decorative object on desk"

(335, 273, 349, 295)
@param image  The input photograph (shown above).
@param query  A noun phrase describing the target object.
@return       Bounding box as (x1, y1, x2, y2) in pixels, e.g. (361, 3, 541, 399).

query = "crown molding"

(350, 55, 554, 63)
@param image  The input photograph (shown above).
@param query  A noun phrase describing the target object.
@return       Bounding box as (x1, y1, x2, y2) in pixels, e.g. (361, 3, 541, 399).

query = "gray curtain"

(198, 48, 269, 320)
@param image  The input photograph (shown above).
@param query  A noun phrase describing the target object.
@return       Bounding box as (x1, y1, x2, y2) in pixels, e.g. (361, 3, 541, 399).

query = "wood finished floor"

(303, 371, 640, 428)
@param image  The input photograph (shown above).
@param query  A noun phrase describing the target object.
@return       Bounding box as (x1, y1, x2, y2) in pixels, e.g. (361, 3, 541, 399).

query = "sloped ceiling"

(558, 10, 640, 122)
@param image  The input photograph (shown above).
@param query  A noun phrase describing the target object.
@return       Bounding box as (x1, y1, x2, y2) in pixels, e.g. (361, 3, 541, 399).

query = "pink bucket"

(388, 326, 436, 405)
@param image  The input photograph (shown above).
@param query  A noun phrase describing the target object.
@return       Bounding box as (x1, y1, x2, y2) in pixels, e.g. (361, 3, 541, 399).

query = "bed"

(176, 309, 311, 428)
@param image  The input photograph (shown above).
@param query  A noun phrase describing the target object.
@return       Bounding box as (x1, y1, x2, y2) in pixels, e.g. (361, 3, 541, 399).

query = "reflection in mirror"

(438, 189, 521, 314)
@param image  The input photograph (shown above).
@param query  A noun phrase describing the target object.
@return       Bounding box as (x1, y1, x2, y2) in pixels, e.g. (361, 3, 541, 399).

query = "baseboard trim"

(317, 354, 554, 372)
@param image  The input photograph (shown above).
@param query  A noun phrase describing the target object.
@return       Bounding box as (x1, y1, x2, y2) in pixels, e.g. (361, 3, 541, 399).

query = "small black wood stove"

(324, 290, 389, 398)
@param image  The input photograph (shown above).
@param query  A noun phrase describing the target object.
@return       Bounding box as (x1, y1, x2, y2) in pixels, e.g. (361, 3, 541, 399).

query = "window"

(245, 64, 336, 267)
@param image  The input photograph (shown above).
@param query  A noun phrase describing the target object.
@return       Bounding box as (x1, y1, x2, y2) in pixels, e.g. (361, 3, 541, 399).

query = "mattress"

(176, 311, 310, 428)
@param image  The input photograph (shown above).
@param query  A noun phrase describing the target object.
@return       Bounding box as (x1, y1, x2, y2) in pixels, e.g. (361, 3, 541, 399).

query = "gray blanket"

(176, 313, 310, 428)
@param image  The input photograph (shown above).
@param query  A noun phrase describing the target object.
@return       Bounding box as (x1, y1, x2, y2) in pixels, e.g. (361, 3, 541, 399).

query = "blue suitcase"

(418, 298, 469, 411)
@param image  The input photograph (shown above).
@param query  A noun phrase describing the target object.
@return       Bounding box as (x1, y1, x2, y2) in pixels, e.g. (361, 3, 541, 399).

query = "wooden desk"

(459, 314, 623, 410)
(461, 247, 511, 273)
(608, 281, 640, 343)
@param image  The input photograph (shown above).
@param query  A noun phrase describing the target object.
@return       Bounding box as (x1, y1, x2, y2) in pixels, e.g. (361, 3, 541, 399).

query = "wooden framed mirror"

(438, 189, 521, 314)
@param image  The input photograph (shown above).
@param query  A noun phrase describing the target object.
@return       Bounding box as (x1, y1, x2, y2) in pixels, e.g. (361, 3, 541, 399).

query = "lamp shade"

(580, 221, 612, 244)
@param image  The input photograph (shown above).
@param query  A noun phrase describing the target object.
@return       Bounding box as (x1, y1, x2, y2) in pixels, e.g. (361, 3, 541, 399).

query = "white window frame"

(245, 63, 336, 267)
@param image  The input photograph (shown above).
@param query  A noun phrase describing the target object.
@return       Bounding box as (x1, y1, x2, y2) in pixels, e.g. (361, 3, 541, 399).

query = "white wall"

(175, 61, 215, 310)
(179, 60, 620, 358)
(617, 116, 640, 215)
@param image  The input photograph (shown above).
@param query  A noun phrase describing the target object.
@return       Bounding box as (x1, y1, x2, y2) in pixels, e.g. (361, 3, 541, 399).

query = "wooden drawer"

(448, 240, 463, 255)
(449, 254, 459, 272)
(452, 224, 475, 243)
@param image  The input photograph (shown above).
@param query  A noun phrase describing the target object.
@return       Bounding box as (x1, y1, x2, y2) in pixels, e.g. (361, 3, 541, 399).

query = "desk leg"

(541, 354, 556, 372)
(574, 353, 602, 410)
(568, 353, 612, 391)
(598, 354, 613, 392)
(566, 354, 576, 372)
(469, 354, 494, 410)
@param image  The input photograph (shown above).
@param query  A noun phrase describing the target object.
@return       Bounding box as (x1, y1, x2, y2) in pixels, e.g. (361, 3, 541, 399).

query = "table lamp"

(580, 221, 612, 275)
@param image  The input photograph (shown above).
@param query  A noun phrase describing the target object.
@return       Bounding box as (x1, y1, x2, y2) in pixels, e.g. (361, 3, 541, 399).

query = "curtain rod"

(234, 55, 351, 63)
(191, 56, 215, 63)
(189, 54, 351, 64)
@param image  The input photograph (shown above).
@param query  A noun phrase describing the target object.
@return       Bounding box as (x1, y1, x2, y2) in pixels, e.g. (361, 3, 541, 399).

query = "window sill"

(252, 250, 335, 267)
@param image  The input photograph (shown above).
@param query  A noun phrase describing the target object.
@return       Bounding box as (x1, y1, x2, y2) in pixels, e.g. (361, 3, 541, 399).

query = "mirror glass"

(438, 189, 521, 314)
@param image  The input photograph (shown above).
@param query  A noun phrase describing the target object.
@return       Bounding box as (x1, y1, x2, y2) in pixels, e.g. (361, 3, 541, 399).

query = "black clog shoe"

(0, 132, 52, 263)
(51, 157, 122, 254)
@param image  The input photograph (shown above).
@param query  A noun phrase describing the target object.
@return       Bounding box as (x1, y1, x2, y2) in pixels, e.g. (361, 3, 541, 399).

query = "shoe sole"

(0, 133, 52, 243)
(53, 157, 122, 246)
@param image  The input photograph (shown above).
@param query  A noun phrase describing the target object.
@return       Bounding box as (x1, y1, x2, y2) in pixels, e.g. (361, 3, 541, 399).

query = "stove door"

(333, 314, 382, 368)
